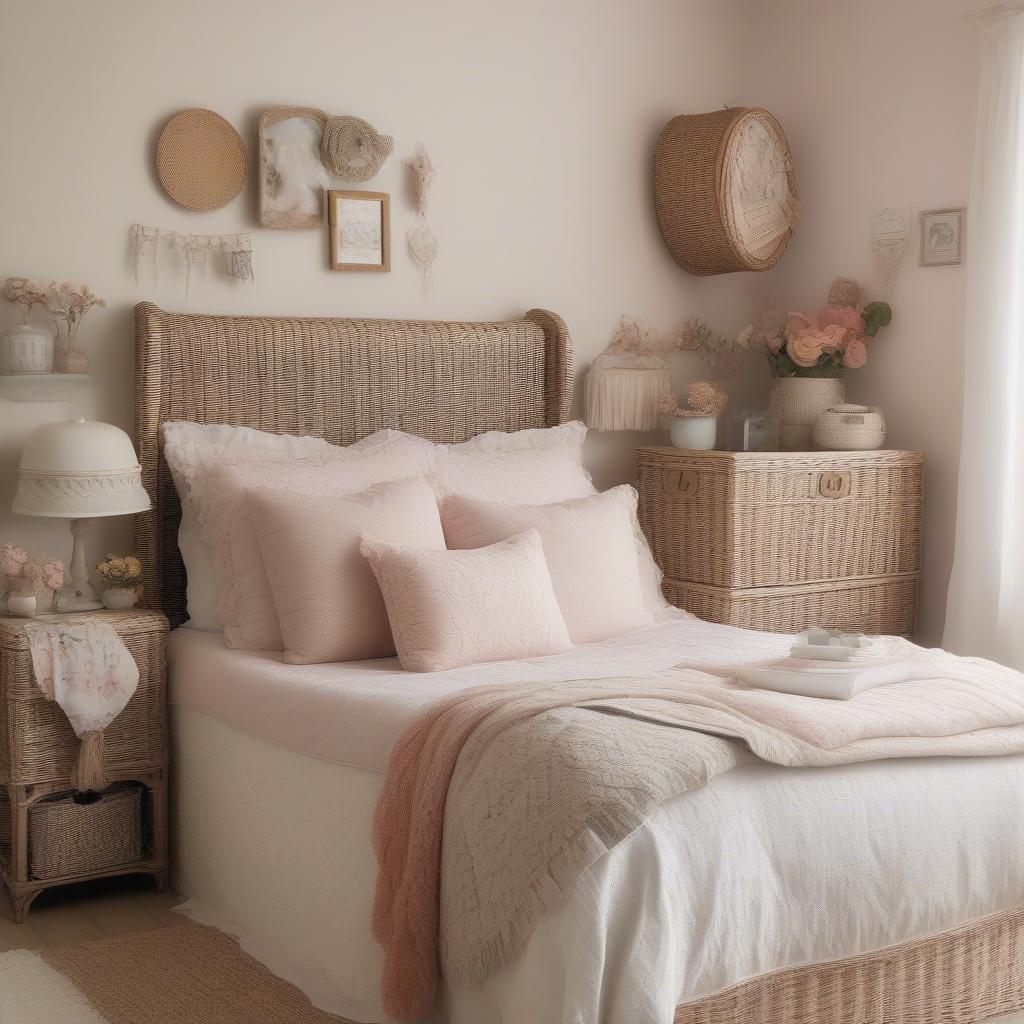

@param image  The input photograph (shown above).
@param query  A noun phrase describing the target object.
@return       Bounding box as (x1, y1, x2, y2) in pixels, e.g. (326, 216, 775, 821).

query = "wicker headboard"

(133, 302, 572, 626)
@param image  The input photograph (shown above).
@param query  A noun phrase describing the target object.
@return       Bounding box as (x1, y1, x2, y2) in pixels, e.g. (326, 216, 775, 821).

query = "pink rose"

(785, 311, 815, 336)
(788, 328, 826, 368)
(819, 305, 866, 334)
(820, 323, 848, 351)
(765, 328, 785, 354)
(1, 543, 28, 578)
(843, 337, 868, 369)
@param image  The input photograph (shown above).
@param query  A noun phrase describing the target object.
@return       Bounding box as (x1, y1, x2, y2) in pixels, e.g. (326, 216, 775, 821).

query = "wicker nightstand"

(0, 608, 169, 922)
(636, 448, 924, 636)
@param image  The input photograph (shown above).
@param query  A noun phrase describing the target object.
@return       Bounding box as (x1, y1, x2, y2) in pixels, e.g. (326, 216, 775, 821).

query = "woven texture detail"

(653, 107, 798, 276)
(134, 303, 572, 626)
(156, 109, 247, 213)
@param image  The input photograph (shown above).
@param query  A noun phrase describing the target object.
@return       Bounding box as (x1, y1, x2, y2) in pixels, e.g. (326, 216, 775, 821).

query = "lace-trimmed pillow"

(166, 426, 436, 650)
(361, 529, 572, 672)
(442, 486, 654, 643)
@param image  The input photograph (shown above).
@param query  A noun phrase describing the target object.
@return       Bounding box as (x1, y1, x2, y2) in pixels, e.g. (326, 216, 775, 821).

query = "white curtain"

(945, 11, 1024, 666)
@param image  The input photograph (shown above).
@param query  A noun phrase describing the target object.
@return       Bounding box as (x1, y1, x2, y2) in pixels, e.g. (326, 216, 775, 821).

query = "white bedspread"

(169, 623, 1024, 1024)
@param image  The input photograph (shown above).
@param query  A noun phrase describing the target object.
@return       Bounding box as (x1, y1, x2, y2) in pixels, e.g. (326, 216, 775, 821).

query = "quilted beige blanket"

(372, 638, 1024, 1020)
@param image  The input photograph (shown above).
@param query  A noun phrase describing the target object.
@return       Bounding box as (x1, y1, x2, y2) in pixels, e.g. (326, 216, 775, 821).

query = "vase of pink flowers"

(2, 544, 65, 616)
(2, 278, 54, 374)
(44, 281, 105, 373)
(743, 277, 893, 450)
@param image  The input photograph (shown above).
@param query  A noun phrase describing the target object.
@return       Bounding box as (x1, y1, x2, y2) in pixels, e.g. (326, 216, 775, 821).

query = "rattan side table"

(0, 608, 169, 923)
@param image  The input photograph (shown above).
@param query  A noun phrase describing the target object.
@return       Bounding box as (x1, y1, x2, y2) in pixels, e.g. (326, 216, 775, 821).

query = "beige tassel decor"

(585, 317, 671, 431)
(71, 730, 107, 793)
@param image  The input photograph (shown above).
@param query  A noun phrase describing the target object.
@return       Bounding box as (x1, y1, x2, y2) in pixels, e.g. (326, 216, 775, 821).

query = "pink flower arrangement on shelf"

(2, 278, 49, 325)
(2, 543, 64, 596)
(743, 277, 893, 379)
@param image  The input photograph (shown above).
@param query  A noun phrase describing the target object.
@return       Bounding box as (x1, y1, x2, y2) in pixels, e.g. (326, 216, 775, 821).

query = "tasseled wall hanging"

(130, 223, 255, 298)
(585, 317, 672, 431)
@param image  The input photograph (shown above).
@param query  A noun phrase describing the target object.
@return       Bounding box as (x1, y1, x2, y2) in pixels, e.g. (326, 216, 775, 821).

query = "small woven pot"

(813, 404, 886, 451)
(769, 377, 845, 451)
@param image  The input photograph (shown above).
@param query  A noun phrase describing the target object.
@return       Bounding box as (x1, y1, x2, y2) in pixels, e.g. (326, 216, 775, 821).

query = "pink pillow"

(442, 486, 654, 644)
(360, 529, 572, 672)
(247, 477, 446, 665)
(192, 431, 436, 651)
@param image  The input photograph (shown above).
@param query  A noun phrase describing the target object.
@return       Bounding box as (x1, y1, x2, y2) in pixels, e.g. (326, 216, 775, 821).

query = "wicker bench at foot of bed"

(674, 903, 1024, 1024)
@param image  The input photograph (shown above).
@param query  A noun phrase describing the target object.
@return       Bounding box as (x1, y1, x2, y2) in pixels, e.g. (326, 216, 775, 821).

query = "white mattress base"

(172, 702, 1024, 1024)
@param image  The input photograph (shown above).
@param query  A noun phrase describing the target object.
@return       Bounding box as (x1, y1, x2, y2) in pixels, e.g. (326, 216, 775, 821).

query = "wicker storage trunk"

(636, 448, 923, 636)
(29, 784, 143, 880)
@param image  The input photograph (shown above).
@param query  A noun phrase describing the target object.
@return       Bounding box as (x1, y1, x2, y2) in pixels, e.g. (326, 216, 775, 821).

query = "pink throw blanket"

(373, 639, 1024, 1020)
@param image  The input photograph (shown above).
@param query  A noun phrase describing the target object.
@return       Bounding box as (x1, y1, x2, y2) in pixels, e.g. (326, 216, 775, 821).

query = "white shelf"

(0, 374, 100, 402)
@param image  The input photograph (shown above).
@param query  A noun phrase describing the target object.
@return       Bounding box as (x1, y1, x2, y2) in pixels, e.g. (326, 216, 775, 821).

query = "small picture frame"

(328, 190, 390, 272)
(920, 208, 964, 267)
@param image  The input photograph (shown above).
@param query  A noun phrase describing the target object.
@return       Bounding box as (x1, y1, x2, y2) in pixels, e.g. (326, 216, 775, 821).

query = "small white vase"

(7, 592, 37, 617)
(769, 377, 846, 450)
(102, 587, 138, 610)
(670, 416, 718, 450)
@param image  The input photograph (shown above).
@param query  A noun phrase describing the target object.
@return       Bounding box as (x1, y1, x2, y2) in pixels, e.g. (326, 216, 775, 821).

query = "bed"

(134, 302, 1024, 1024)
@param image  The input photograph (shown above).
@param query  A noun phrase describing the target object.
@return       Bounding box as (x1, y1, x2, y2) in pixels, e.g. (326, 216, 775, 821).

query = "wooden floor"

(0, 874, 180, 952)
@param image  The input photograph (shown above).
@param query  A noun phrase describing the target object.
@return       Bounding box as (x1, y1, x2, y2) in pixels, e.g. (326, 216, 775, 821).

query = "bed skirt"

(674, 903, 1024, 1024)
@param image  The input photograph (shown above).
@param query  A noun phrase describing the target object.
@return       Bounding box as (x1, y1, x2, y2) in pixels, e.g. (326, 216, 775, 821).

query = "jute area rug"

(0, 920, 355, 1024)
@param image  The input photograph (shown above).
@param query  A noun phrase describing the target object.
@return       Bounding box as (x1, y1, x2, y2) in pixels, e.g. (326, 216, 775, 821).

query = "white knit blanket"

(373, 637, 1024, 1020)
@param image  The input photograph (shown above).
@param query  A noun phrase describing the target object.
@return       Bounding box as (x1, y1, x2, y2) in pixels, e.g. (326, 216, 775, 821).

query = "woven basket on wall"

(653, 107, 799, 276)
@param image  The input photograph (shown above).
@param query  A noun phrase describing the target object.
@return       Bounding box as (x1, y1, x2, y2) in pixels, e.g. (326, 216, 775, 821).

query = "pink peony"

(843, 337, 868, 369)
(788, 328, 827, 368)
(765, 328, 785, 354)
(820, 323, 849, 351)
(819, 305, 866, 334)
(785, 311, 816, 336)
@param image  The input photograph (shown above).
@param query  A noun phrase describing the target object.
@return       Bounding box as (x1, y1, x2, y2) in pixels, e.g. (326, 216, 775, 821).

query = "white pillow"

(162, 422, 342, 631)
(433, 422, 595, 503)
(443, 486, 654, 643)
(161, 423, 435, 640)
(361, 529, 572, 672)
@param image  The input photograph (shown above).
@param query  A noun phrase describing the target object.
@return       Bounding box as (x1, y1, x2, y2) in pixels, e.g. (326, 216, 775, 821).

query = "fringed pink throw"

(372, 638, 1024, 1020)
(24, 620, 139, 791)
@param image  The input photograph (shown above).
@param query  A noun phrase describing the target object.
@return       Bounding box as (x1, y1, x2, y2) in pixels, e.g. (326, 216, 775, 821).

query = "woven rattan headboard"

(133, 302, 572, 626)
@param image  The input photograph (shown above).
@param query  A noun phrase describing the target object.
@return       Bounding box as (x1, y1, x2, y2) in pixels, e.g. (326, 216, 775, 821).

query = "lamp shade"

(12, 418, 152, 518)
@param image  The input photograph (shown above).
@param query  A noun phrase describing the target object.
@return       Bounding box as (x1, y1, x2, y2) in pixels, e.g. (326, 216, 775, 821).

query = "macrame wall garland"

(130, 223, 254, 298)
(870, 207, 911, 295)
(403, 144, 438, 293)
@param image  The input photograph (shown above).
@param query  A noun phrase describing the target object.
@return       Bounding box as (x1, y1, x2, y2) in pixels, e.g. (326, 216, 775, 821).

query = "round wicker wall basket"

(156, 108, 248, 212)
(653, 107, 800, 276)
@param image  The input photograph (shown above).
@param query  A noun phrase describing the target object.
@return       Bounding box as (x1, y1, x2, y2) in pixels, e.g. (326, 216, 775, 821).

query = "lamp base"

(53, 518, 103, 613)
(53, 588, 103, 613)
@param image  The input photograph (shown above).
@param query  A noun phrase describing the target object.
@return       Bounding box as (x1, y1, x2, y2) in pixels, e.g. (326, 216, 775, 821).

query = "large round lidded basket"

(653, 107, 800, 276)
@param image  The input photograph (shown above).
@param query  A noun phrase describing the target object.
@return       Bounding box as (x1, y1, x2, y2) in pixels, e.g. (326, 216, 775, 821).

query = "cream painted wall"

(0, 0, 747, 578)
(0, 0, 981, 644)
(740, 0, 980, 644)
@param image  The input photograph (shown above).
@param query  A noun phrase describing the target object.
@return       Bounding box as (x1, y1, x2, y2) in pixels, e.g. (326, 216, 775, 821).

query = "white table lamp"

(11, 418, 152, 611)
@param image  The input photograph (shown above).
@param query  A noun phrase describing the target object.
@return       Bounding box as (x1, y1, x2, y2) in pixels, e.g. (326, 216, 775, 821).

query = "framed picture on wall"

(920, 208, 965, 267)
(328, 190, 390, 272)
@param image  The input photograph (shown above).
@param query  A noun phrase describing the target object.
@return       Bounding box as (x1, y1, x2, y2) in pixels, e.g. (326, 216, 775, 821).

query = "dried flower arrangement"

(96, 554, 143, 591)
(2, 543, 64, 597)
(743, 277, 893, 379)
(655, 318, 748, 418)
(2, 277, 105, 372)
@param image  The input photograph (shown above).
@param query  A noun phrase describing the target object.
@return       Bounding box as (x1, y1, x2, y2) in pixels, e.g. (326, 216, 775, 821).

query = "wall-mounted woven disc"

(653, 107, 799, 276)
(156, 109, 248, 212)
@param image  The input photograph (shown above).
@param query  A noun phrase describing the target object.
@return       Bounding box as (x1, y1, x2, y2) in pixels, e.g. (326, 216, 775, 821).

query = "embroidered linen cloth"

(373, 637, 1024, 1020)
(24, 620, 139, 790)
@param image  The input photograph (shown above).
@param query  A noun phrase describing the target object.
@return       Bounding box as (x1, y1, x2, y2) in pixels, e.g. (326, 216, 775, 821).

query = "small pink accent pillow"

(360, 529, 572, 672)
(442, 485, 654, 644)
(247, 477, 446, 665)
